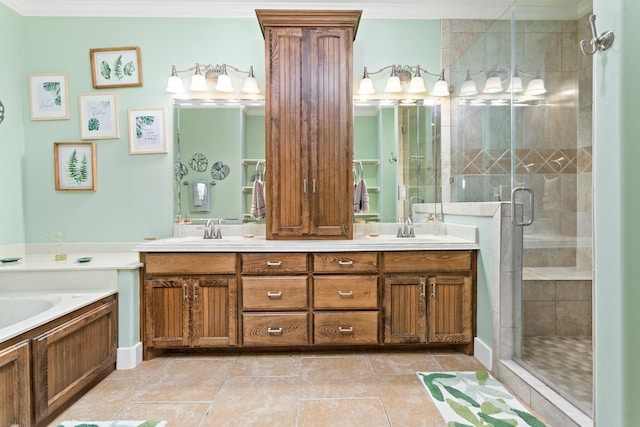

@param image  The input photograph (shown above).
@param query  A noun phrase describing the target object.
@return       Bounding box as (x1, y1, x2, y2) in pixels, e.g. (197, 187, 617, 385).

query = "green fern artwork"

(100, 54, 136, 81)
(66, 149, 89, 185)
(42, 81, 62, 106)
(87, 117, 100, 131)
(136, 115, 155, 139)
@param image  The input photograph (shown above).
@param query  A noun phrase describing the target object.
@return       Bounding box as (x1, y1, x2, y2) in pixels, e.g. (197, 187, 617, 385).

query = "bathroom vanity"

(137, 228, 478, 360)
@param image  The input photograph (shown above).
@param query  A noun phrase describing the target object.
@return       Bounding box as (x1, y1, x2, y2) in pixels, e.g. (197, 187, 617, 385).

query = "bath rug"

(417, 371, 547, 427)
(57, 421, 167, 427)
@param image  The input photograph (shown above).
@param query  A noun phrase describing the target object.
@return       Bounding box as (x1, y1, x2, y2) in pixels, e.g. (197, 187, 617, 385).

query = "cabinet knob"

(338, 326, 354, 334)
(267, 291, 283, 298)
(267, 327, 283, 334)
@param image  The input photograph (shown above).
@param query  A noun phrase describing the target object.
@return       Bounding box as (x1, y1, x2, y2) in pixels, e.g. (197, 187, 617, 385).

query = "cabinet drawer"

(313, 275, 378, 309)
(382, 251, 472, 273)
(242, 277, 308, 310)
(313, 252, 378, 273)
(144, 253, 237, 275)
(242, 313, 309, 346)
(314, 311, 378, 345)
(241, 253, 308, 274)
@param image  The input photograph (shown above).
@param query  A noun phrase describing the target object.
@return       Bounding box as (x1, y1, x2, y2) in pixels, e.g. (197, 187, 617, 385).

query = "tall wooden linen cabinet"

(256, 10, 361, 240)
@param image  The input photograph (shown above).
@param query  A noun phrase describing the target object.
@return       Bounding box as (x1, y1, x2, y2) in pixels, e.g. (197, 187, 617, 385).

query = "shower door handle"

(511, 187, 535, 226)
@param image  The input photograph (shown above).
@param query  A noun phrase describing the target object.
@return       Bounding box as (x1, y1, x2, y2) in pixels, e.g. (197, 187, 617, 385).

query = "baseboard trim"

(116, 342, 142, 370)
(474, 337, 492, 371)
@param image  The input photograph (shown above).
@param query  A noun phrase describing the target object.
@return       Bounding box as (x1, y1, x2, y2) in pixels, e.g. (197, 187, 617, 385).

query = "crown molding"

(0, 0, 587, 20)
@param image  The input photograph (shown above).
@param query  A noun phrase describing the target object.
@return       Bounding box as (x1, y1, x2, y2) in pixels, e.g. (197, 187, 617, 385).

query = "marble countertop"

(0, 252, 142, 272)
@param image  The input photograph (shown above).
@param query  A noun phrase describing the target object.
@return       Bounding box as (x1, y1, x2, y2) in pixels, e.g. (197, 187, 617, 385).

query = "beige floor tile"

(432, 353, 486, 371)
(298, 398, 389, 427)
(132, 358, 234, 402)
(376, 374, 446, 427)
(116, 402, 210, 426)
(299, 356, 378, 399)
(202, 376, 299, 426)
(107, 357, 171, 380)
(228, 352, 302, 377)
(48, 378, 145, 426)
(367, 350, 441, 375)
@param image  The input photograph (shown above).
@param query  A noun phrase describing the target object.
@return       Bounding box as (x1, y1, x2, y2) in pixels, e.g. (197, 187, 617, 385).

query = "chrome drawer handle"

(267, 291, 283, 298)
(338, 291, 353, 297)
(267, 327, 283, 334)
(338, 260, 354, 266)
(266, 261, 282, 267)
(338, 326, 354, 334)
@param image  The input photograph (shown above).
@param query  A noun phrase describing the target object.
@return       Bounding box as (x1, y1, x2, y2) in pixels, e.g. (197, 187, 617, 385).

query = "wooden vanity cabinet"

(141, 253, 237, 358)
(312, 252, 379, 345)
(240, 253, 310, 346)
(382, 251, 476, 353)
(0, 340, 31, 427)
(257, 10, 361, 240)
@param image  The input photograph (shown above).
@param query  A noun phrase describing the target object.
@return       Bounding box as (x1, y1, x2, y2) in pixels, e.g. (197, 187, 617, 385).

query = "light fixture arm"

(579, 14, 615, 56)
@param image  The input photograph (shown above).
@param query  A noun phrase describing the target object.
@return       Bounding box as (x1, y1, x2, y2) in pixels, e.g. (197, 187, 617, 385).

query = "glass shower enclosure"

(448, 2, 594, 415)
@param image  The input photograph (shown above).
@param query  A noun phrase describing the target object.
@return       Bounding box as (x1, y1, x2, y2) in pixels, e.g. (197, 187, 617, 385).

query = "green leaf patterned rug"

(417, 371, 547, 427)
(57, 421, 167, 427)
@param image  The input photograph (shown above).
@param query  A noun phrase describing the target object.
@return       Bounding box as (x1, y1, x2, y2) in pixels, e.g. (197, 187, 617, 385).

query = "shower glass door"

(511, 2, 594, 415)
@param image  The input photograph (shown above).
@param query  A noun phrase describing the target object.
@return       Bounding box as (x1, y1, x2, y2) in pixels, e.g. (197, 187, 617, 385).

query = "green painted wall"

(594, 0, 640, 424)
(9, 16, 438, 243)
(0, 3, 26, 245)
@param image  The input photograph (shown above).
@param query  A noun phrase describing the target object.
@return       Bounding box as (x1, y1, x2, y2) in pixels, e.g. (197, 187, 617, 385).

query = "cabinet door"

(427, 275, 473, 344)
(265, 27, 310, 238)
(192, 278, 237, 347)
(383, 276, 427, 344)
(145, 279, 190, 348)
(307, 27, 353, 238)
(0, 340, 31, 427)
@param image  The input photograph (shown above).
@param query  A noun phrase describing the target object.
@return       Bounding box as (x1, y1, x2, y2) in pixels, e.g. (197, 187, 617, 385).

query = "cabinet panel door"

(145, 280, 190, 348)
(192, 278, 237, 347)
(265, 27, 310, 238)
(427, 275, 473, 344)
(308, 28, 353, 237)
(0, 340, 31, 427)
(383, 276, 427, 344)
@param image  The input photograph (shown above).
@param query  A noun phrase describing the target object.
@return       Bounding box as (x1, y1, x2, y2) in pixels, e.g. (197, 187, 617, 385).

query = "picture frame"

(28, 73, 70, 120)
(79, 92, 120, 139)
(90, 46, 143, 89)
(128, 108, 168, 154)
(54, 142, 97, 191)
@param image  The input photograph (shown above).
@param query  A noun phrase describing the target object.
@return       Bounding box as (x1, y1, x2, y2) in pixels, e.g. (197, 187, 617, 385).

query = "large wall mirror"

(173, 99, 441, 224)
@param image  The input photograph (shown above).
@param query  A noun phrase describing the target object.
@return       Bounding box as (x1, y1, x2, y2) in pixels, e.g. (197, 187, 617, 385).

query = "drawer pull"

(267, 327, 283, 334)
(338, 290, 354, 297)
(338, 326, 354, 334)
(338, 260, 354, 266)
(182, 284, 187, 300)
(266, 261, 283, 267)
(267, 291, 283, 298)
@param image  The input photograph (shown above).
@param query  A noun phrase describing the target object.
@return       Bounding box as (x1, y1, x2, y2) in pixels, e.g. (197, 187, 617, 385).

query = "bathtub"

(0, 290, 116, 343)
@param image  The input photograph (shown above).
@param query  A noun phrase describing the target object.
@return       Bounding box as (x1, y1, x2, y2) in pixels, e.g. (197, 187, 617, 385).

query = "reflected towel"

(251, 179, 266, 220)
(353, 178, 369, 213)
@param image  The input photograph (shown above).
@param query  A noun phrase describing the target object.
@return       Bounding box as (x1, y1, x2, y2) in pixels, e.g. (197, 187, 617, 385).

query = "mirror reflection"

(173, 100, 441, 225)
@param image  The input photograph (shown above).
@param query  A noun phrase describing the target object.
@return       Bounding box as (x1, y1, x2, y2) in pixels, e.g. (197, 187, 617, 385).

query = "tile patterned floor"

(522, 336, 593, 413)
(48, 350, 506, 427)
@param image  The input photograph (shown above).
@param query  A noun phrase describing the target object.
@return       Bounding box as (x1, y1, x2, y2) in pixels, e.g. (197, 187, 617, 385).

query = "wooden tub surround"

(139, 250, 476, 360)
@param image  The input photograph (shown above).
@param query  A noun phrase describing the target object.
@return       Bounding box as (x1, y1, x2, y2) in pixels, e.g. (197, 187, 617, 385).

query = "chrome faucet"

(397, 217, 415, 238)
(203, 218, 222, 239)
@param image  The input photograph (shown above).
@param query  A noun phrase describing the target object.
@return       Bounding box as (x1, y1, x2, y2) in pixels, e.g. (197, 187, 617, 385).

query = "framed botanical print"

(54, 142, 97, 191)
(90, 46, 143, 89)
(79, 92, 120, 139)
(128, 108, 167, 154)
(28, 73, 70, 120)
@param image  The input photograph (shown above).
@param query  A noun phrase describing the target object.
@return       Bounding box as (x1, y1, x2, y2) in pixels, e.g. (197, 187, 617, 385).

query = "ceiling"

(1, 0, 591, 20)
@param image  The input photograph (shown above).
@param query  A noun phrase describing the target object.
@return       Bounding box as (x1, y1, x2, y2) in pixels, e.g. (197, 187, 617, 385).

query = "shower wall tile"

(523, 301, 555, 336)
(524, 20, 563, 33)
(523, 32, 562, 72)
(562, 31, 579, 72)
(451, 19, 488, 33)
(555, 280, 591, 300)
(523, 280, 556, 301)
(556, 301, 592, 336)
